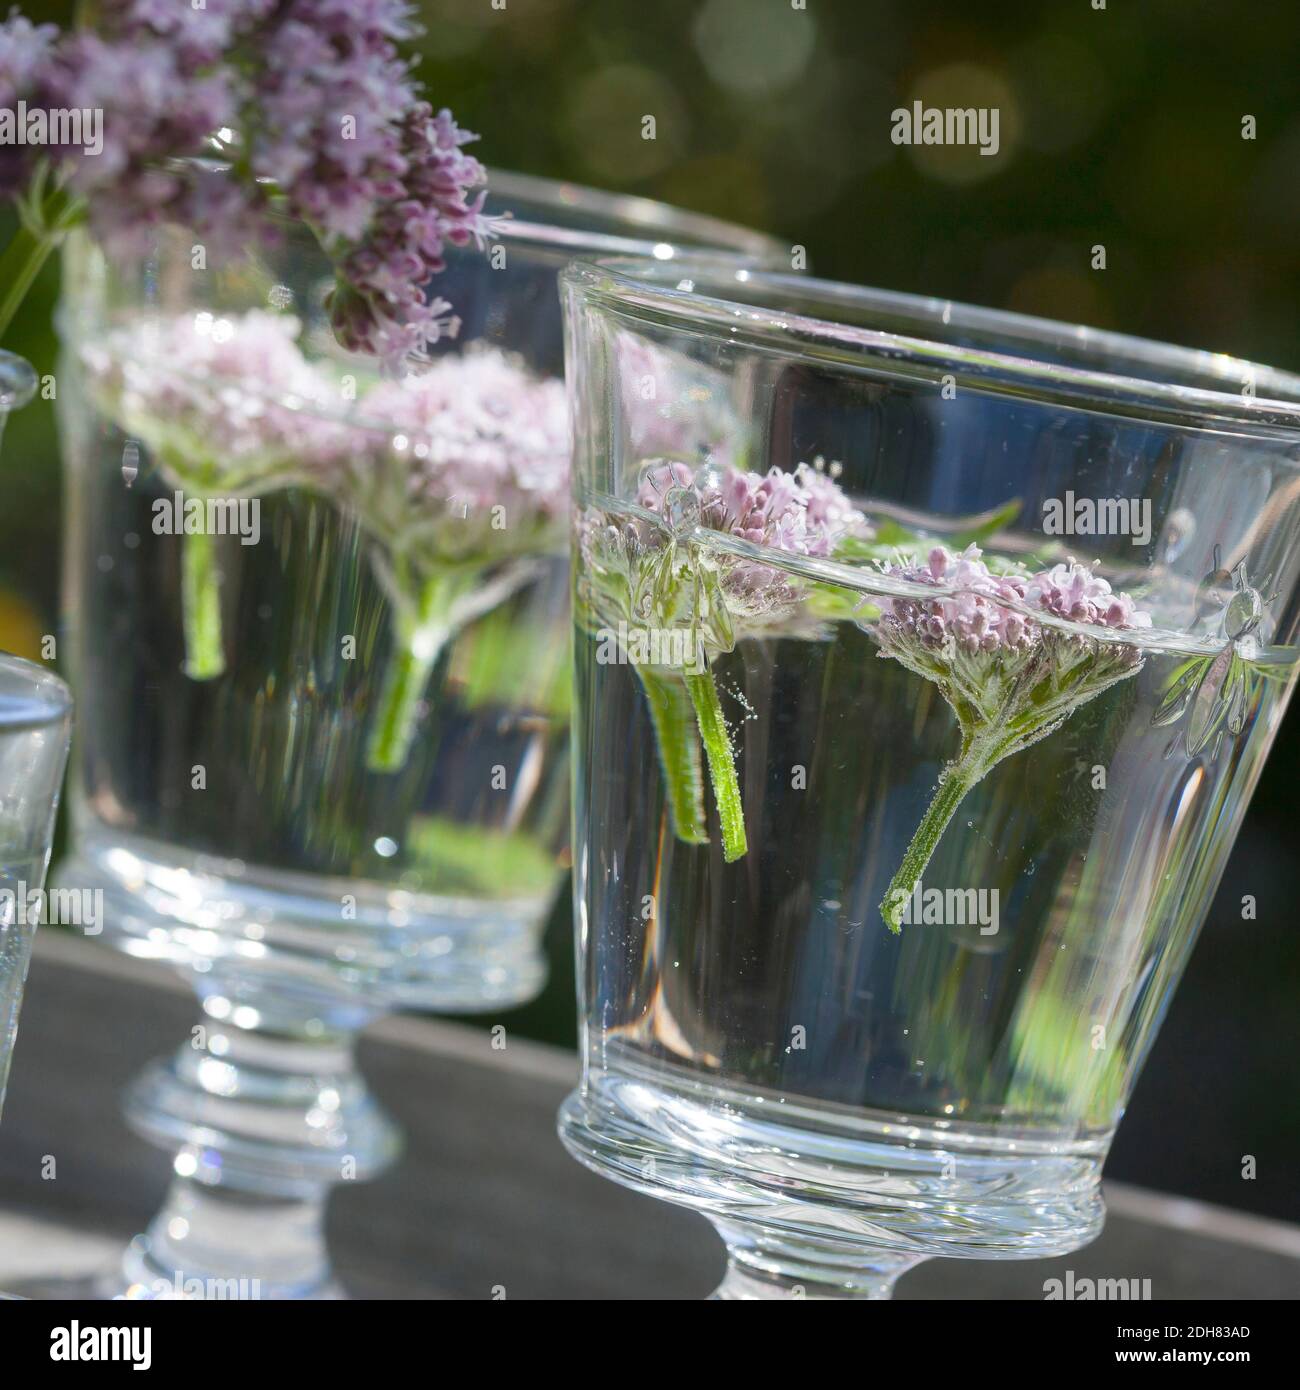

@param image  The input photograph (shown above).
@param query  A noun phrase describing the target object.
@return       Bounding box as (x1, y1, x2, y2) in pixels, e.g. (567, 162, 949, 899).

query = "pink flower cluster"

(87, 312, 571, 558)
(0, 10, 58, 194)
(250, 0, 416, 243)
(361, 349, 570, 553)
(881, 545, 1150, 658)
(638, 460, 865, 559)
(884, 546, 1036, 655)
(634, 458, 868, 623)
(84, 310, 359, 479)
(330, 106, 491, 368)
(0, 10, 56, 109)
(0, 2, 491, 371)
(1027, 560, 1151, 631)
(40, 26, 251, 248)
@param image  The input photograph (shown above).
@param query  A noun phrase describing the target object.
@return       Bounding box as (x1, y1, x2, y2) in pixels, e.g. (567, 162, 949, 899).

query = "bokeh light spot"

(901, 63, 1020, 185)
(692, 0, 817, 97)
(563, 65, 689, 182)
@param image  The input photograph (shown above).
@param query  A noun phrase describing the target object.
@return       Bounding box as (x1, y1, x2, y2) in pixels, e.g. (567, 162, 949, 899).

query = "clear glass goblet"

(1, 355, 74, 1128)
(0, 646, 74, 1124)
(54, 179, 787, 1298)
(559, 256, 1300, 1299)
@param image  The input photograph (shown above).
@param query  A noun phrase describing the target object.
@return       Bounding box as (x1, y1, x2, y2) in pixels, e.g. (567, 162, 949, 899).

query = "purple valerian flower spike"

(0, 11, 58, 195)
(1, 4, 492, 373)
(327, 105, 494, 373)
(874, 544, 1151, 932)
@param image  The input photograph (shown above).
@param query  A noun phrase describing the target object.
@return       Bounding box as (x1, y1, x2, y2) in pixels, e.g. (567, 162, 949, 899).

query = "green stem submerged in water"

(635, 662, 748, 862)
(180, 528, 226, 680)
(365, 558, 542, 775)
(878, 631, 1147, 933)
(367, 628, 443, 773)
(685, 667, 747, 863)
(638, 668, 708, 845)
(367, 569, 457, 774)
(880, 743, 984, 934)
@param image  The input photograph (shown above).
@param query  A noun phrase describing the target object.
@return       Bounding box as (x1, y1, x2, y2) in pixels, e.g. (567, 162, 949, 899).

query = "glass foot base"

(8, 1251, 344, 1301)
(112, 1179, 344, 1300)
(559, 1066, 1107, 1266)
(55, 827, 551, 1015)
(115, 1229, 344, 1300)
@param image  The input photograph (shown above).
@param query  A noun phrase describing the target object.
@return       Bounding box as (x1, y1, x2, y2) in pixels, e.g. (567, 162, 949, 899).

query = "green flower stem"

(878, 655, 1132, 933)
(0, 223, 55, 345)
(0, 182, 84, 344)
(367, 570, 456, 774)
(366, 556, 543, 774)
(880, 750, 980, 934)
(638, 668, 707, 845)
(367, 635, 439, 773)
(685, 667, 747, 863)
(180, 528, 226, 680)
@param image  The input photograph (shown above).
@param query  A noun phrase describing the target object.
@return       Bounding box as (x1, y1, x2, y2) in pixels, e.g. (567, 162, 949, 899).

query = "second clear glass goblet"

(56, 178, 787, 1298)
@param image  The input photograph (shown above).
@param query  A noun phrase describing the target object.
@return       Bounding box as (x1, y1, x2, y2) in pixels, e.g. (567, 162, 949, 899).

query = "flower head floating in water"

(353, 348, 570, 771)
(86, 311, 570, 770)
(579, 458, 868, 861)
(83, 309, 360, 679)
(872, 545, 1151, 932)
(358, 349, 570, 564)
(84, 310, 357, 491)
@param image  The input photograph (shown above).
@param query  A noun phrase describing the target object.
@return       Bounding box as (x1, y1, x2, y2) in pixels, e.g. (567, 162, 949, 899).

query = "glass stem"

(367, 571, 452, 773)
(119, 985, 400, 1299)
(880, 742, 983, 933)
(685, 667, 747, 862)
(711, 1220, 924, 1300)
(181, 527, 226, 680)
(638, 668, 708, 844)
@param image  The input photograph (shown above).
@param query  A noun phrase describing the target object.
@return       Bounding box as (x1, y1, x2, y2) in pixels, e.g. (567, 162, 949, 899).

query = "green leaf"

(950, 497, 1023, 549)
(1152, 657, 1206, 727)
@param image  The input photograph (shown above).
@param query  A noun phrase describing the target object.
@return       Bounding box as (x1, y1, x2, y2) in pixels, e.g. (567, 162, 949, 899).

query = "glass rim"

(169, 154, 788, 264)
(0, 651, 73, 723)
(563, 257, 1300, 436)
(0, 349, 38, 414)
(481, 169, 789, 264)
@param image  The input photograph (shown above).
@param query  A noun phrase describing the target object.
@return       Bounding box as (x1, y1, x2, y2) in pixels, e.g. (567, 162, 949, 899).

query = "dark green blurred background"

(3, 0, 1297, 1221)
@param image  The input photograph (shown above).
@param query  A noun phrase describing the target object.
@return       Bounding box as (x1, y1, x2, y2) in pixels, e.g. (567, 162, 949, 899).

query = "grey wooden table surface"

(1, 931, 1297, 1300)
